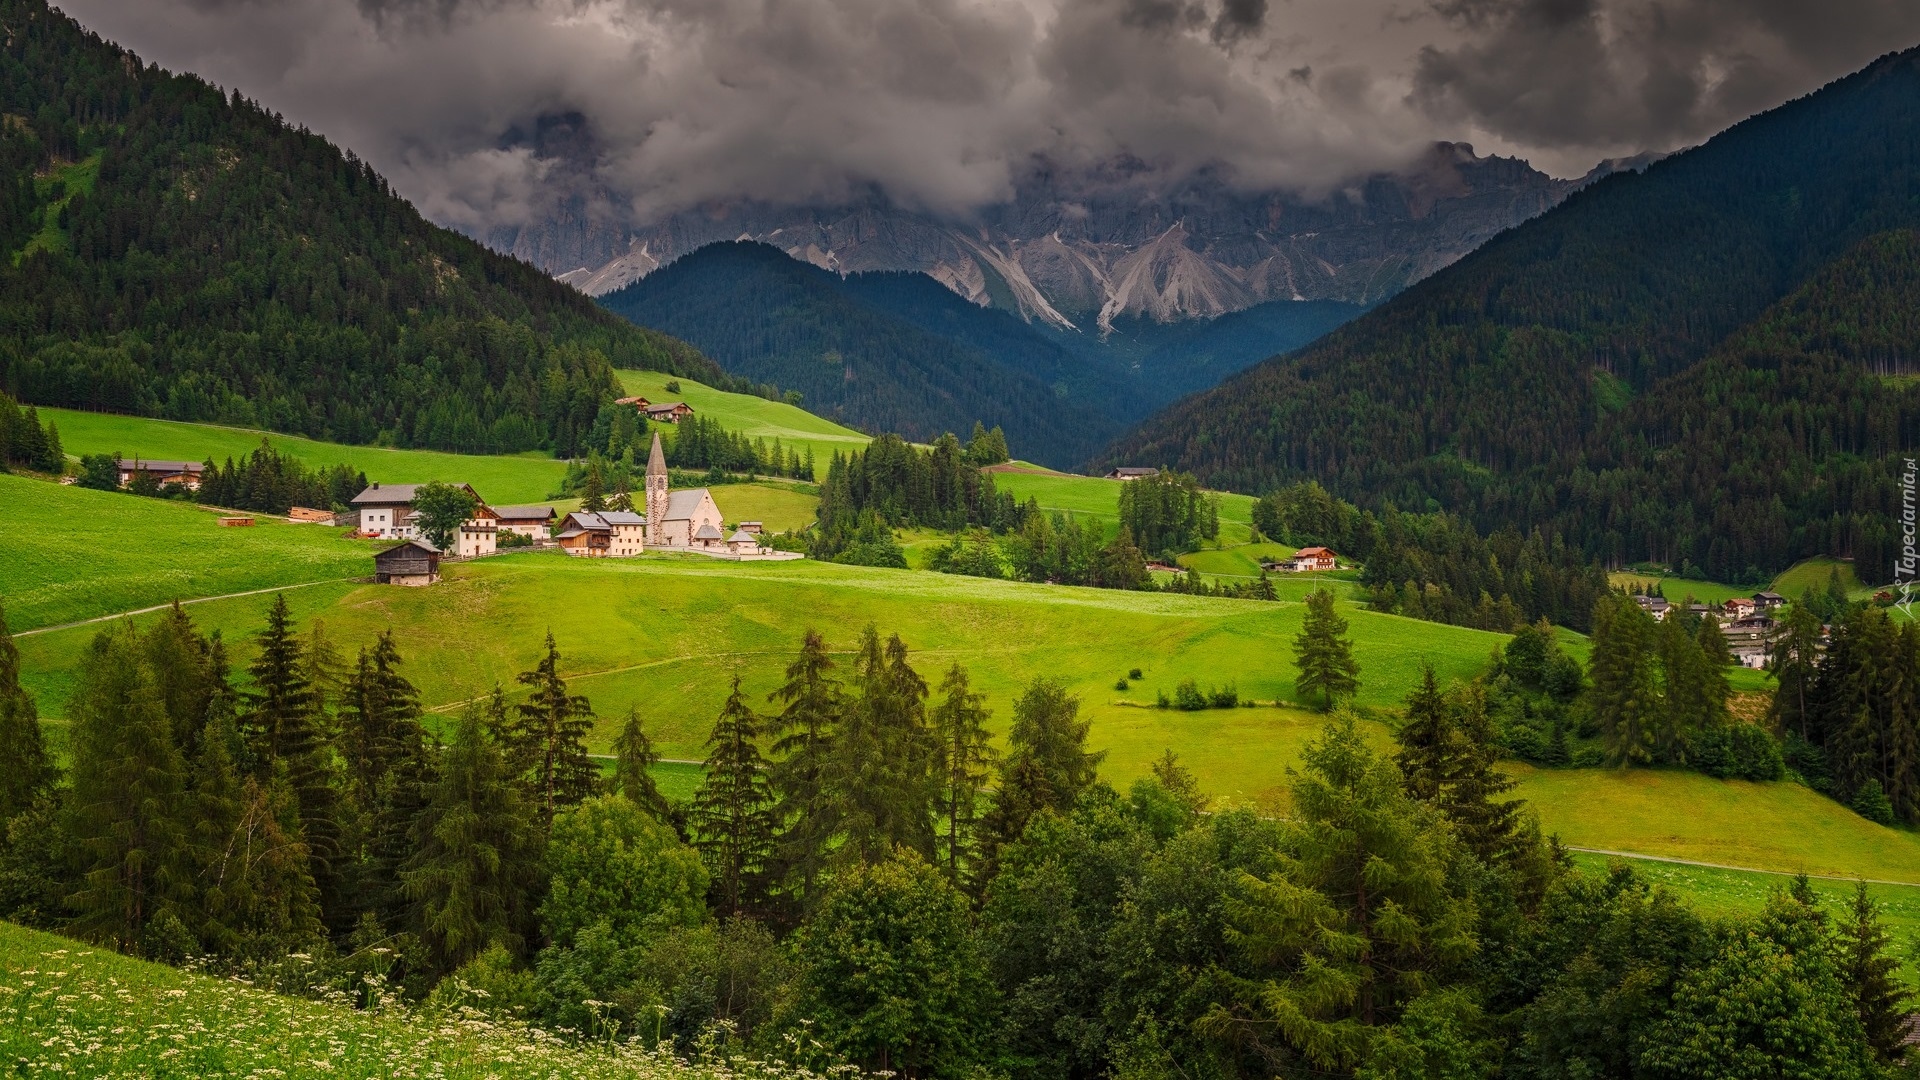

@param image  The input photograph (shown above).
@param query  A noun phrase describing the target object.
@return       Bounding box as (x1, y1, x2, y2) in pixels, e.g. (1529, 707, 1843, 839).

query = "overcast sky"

(59, 0, 1920, 233)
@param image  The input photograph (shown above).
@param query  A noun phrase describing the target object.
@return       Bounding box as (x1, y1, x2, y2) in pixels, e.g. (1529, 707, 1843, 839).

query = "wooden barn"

(374, 539, 440, 586)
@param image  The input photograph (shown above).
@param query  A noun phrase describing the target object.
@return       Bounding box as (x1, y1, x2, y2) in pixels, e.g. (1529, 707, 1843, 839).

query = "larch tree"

(820, 627, 935, 867)
(1293, 588, 1360, 710)
(338, 631, 432, 926)
(63, 623, 195, 953)
(688, 675, 777, 917)
(511, 633, 599, 827)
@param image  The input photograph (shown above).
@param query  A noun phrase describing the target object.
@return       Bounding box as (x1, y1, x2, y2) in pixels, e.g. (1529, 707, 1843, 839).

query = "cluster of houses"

(614, 395, 694, 424)
(1254, 546, 1342, 573)
(366, 433, 798, 585)
(1633, 590, 1789, 668)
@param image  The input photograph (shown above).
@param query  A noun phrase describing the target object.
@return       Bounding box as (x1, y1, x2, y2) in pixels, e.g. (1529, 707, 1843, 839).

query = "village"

(1633, 590, 1790, 669)
(353, 433, 802, 585)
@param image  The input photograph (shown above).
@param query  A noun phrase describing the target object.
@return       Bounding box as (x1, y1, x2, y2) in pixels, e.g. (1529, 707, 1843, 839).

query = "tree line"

(1772, 602, 1920, 827)
(1254, 479, 1611, 633)
(0, 390, 61, 472)
(2, 597, 1911, 1077)
(810, 432, 1025, 562)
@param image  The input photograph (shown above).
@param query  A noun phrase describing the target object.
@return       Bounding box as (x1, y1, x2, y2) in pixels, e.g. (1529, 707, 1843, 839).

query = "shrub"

(1852, 780, 1896, 825)
(1693, 724, 1786, 782)
(1128, 668, 1144, 680)
(1208, 683, 1239, 709)
(1572, 747, 1606, 768)
(1173, 679, 1209, 711)
(1114, 678, 1129, 691)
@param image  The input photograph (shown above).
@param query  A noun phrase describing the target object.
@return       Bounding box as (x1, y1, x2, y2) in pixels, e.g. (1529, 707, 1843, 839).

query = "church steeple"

(645, 432, 669, 546)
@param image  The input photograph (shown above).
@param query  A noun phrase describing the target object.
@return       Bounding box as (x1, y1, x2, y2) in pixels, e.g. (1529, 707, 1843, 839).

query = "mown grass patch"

(616, 369, 871, 467)
(1512, 762, 1920, 880)
(1773, 556, 1872, 598)
(0, 474, 379, 632)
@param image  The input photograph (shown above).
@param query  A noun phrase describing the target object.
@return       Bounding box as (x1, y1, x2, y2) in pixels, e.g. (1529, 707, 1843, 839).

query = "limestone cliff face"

(491, 143, 1634, 327)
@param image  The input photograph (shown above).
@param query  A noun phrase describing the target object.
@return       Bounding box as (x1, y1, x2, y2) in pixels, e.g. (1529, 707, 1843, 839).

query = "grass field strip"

(1566, 845, 1920, 887)
(13, 576, 363, 638)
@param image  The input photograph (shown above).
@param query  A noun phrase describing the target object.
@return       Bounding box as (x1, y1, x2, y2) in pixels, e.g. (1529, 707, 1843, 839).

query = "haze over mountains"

(506, 142, 1643, 328)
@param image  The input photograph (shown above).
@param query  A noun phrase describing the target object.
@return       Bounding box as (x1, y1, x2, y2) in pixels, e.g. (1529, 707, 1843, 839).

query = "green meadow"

(0, 473, 380, 632)
(987, 463, 1263, 544)
(0, 922, 762, 1079)
(45, 407, 572, 505)
(615, 369, 873, 466)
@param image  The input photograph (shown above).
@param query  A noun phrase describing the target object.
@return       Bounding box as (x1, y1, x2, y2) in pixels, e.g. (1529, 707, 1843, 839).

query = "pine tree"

(401, 704, 543, 974)
(511, 633, 599, 827)
(767, 629, 842, 906)
(611, 707, 673, 823)
(930, 662, 996, 882)
(0, 601, 53, 823)
(1837, 881, 1912, 1064)
(1294, 587, 1360, 709)
(63, 623, 195, 952)
(688, 675, 776, 917)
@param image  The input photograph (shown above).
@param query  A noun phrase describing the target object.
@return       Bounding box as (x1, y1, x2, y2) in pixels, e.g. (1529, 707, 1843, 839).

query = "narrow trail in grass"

(1568, 846, 1920, 887)
(13, 577, 360, 638)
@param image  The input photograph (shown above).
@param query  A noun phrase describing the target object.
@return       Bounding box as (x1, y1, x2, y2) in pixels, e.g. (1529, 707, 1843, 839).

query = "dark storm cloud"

(51, 0, 1920, 234)
(1412, 0, 1920, 160)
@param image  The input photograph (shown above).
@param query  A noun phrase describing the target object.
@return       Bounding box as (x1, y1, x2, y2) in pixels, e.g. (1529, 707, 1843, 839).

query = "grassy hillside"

(0, 921, 775, 1079)
(986, 463, 1262, 542)
(0, 473, 379, 632)
(44, 408, 571, 505)
(15, 550, 1507, 807)
(614, 369, 871, 467)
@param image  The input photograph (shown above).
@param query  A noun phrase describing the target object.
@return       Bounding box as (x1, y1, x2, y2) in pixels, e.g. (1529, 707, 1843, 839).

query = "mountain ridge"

(504, 142, 1642, 327)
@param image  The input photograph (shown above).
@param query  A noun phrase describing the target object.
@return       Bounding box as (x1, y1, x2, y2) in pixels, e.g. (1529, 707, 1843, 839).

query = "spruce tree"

(1394, 666, 1451, 804)
(820, 627, 935, 865)
(611, 707, 673, 823)
(0, 601, 53, 823)
(243, 595, 342, 928)
(1589, 593, 1660, 766)
(1293, 587, 1360, 709)
(1656, 612, 1722, 764)
(581, 463, 607, 513)
(930, 662, 995, 882)
(1696, 613, 1734, 667)
(1438, 681, 1526, 866)
(688, 675, 776, 917)
(1216, 714, 1477, 1069)
(1837, 881, 1912, 1064)
(1770, 603, 1825, 741)
(402, 704, 543, 974)
(511, 633, 599, 826)
(982, 677, 1104, 854)
(767, 629, 843, 905)
(338, 631, 431, 926)
(64, 623, 195, 952)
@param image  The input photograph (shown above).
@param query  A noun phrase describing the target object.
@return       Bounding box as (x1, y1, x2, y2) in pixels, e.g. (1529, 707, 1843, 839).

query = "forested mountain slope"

(1113, 46, 1920, 583)
(0, 0, 719, 455)
(598, 241, 1124, 465)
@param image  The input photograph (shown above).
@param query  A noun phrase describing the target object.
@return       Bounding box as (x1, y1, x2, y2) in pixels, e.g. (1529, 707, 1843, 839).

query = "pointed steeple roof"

(647, 432, 667, 478)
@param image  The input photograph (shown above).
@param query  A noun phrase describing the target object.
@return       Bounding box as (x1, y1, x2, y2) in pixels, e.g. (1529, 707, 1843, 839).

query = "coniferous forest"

(1, 597, 1913, 1079)
(1113, 47, 1920, 585)
(0, 0, 723, 456)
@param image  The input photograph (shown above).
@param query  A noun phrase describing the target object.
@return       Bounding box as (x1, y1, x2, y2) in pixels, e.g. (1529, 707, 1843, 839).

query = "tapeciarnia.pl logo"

(1900, 457, 1917, 619)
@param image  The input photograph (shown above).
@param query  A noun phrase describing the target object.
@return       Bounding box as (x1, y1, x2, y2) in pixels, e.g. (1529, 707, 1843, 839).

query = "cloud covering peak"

(59, 0, 1920, 234)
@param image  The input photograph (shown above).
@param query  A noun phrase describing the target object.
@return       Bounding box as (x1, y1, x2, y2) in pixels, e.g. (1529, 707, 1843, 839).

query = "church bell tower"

(645, 432, 669, 546)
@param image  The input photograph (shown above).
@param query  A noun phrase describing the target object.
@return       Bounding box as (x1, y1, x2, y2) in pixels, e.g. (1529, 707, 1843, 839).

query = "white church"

(556, 434, 801, 560)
